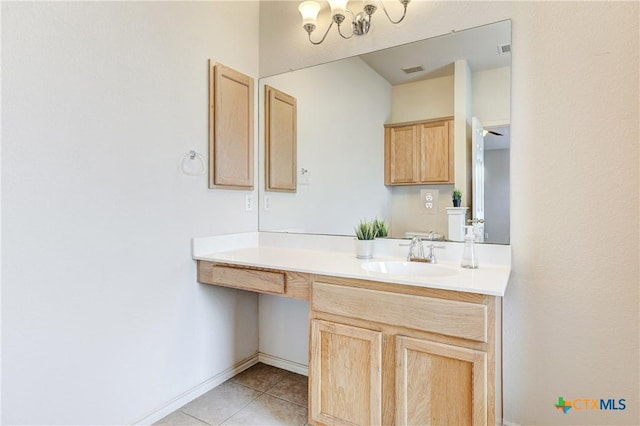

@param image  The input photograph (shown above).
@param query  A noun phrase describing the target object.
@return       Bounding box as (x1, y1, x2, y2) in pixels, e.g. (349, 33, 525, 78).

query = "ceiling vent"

(497, 43, 511, 54)
(401, 65, 424, 74)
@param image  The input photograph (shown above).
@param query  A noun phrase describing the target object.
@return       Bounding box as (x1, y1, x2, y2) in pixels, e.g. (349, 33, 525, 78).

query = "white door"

(471, 117, 485, 242)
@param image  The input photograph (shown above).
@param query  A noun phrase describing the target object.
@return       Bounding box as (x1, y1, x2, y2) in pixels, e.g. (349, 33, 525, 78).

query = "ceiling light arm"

(380, 0, 410, 25)
(337, 9, 356, 39)
(305, 19, 334, 45)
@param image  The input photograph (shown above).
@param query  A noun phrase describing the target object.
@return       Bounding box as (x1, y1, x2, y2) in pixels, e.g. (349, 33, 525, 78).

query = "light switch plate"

(299, 168, 310, 185)
(420, 189, 439, 215)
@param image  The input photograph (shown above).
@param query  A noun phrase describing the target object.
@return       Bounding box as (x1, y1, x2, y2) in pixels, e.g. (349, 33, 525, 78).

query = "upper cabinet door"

(209, 61, 254, 189)
(265, 85, 297, 192)
(419, 120, 453, 183)
(385, 125, 418, 184)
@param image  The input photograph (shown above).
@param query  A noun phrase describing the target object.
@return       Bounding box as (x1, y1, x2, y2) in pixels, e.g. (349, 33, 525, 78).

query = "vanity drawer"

(198, 262, 285, 295)
(312, 281, 488, 342)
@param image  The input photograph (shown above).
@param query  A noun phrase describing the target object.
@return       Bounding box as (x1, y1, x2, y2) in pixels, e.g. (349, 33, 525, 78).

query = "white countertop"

(193, 233, 511, 296)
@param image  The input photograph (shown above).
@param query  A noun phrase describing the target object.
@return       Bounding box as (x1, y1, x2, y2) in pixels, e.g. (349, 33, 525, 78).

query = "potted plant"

(354, 219, 377, 259)
(452, 188, 462, 207)
(373, 218, 389, 238)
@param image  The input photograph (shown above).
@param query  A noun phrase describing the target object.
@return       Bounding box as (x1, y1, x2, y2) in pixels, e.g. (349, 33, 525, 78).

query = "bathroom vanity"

(193, 232, 510, 426)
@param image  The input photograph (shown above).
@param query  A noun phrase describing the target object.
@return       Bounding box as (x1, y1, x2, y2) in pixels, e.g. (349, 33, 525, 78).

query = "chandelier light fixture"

(298, 0, 411, 45)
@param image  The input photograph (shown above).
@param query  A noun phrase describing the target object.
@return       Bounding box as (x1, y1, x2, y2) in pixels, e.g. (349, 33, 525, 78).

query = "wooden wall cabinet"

(209, 61, 254, 189)
(309, 277, 501, 426)
(385, 117, 454, 185)
(265, 85, 297, 192)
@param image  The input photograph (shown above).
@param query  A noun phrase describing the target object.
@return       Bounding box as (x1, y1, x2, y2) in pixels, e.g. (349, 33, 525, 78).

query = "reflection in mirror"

(259, 20, 511, 244)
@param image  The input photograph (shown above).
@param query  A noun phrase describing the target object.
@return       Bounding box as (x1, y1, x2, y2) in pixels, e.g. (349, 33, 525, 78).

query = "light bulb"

(329, 0, 349, 18)
(298, 1, 321, 32)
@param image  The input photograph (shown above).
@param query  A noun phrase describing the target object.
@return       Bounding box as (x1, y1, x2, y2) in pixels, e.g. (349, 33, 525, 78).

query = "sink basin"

(361, 261, 458, 277)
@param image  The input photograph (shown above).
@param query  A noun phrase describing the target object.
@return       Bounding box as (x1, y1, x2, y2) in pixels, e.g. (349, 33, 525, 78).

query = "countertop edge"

(194, 246, 510, 297)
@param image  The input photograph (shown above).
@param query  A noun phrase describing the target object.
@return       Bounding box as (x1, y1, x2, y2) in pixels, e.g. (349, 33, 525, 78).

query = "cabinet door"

(310, 319, 383, 426)
(418, 120, 453, 183)
(385, 125, 418, 184)
(209, 61, 254, 189)
(265, 85, 297, 192)
(396, 336, 487, 426)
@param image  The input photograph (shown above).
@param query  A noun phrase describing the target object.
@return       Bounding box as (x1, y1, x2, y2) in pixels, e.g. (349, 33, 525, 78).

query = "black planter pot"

(453, 199, 461, 207)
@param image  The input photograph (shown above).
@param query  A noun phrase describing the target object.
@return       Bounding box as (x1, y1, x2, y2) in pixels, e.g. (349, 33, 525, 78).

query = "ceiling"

(359, 20, 511, 85)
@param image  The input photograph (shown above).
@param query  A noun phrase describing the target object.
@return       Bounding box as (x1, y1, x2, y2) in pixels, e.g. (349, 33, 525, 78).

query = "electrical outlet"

(245, 194, 253, 211)
(420, 189, 439, 214)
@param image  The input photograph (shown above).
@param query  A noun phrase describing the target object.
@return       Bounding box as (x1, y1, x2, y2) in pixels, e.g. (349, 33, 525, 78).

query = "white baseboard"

(258, 352, 309, 376)
(502, 420, 521, 426)
(131, 354, 259, 425)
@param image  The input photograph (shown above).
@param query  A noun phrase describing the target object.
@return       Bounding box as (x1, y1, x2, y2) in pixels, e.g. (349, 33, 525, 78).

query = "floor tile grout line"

(262, 391, 309, 409)
(230, 377, 283, 394)
(220, 393, 309, 426)
(230, 371, 291, 393)
(177, 410, 214, 426)
(177, 381, 266, 426)
(212, 389, 267, 426)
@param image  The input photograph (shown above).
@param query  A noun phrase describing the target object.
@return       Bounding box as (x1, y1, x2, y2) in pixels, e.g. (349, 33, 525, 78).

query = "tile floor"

(155, 363, 309, 426)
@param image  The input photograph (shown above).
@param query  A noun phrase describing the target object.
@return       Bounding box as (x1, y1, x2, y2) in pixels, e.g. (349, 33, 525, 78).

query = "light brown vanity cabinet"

(309, 276, 501, 426)
(385, 117, 454, 185)
(197, 261, 310, 300)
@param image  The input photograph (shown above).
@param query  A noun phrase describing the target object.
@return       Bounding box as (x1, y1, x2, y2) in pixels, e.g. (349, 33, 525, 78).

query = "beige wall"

(390, 75, 454, 122)
(473, 66, 511, 125)
(389, 185, 453, 238)
(260, 1, 640, 424)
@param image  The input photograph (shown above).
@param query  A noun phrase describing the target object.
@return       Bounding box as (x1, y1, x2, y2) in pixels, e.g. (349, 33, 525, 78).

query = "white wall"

(258, 295, 309, 367)
(259, 1, 639, 424)
(2, 2, 260, 424)
(258, 57, 392, 235)
(454, 59, 473, 207)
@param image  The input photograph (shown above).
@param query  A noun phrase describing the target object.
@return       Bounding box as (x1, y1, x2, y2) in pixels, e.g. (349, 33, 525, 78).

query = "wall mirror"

(258, 20, 511, 244)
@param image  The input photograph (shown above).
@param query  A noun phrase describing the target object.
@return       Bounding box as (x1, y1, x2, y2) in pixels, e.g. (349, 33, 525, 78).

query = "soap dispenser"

(461, 225, 479, 269)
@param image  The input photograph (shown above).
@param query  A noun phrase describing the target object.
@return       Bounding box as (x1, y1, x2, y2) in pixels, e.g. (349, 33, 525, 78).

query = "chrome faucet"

(406, 235, 424, 261)
(423, 243, 445, 264)
(402, 235, 445, 263)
